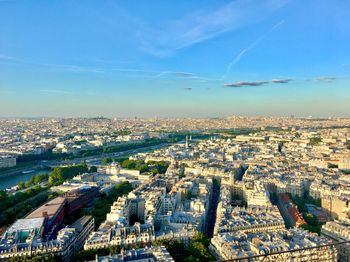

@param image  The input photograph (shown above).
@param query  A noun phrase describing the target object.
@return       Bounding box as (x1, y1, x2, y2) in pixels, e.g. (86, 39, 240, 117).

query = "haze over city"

(1, 0, 349, 117)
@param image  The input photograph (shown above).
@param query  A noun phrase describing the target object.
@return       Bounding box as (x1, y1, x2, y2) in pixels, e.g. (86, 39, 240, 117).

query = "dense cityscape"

(0, 117, 349, 261)
(1, 0, 350, 261)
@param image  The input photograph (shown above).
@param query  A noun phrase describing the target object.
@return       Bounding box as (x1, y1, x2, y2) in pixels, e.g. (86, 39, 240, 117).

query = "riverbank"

(0, 169, 50, 190)
(0, 141, 174, 190)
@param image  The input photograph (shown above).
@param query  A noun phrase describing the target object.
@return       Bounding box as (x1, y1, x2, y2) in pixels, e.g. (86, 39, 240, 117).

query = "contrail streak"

(224, 20, 285, 78)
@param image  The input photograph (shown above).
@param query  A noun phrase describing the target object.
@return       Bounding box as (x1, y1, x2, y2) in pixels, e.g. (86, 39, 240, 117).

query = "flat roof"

(70, 215, 93, 233)
(7, 218, 45, 232)
(26, 197, 66, 219)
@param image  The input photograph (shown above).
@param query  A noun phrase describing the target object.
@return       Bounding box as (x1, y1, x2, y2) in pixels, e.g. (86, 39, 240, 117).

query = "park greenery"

(48, 163, 89, 186)
(110, 130, 131, 136)
(74, 245, 122, 261)
(89, 165, 98, 172)
(152, 233, 214, 262)
(309, 137, 322, 145)
(6, 254, 59, 262)
(122, 159, 169, 174)
(101, 157, 170, 175)
(288, 193, 324, 234)
(0, 186, 58, 227)
(17, 172, 49, 190)
(288, 194, 321, 212)
(101, 156, 127, 165)
(212, 127, 258, 137)
(186, 190, 198, 200)
(300, 213, 324, 234)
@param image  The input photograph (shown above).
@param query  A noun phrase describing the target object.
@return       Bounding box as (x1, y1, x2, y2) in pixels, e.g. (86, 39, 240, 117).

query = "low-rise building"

(277, 193, 306, 228)
(210, 229, 337, 261)
(0, 216, 94, 261)
(321, 220, 350, 261)
(0, 156, 16, 168)
(92, 246, 174, 262)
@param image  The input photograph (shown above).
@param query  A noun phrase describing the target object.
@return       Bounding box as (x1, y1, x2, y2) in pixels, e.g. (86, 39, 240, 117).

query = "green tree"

(0, 190, 6, 200)
(309, 137, 322, 145)
(89, 166, 98, 172)
(25, 180, 32, 188)
(48, 164, 88, 186)
(17, 181, 25, 190)
(101, 157, 113, 165)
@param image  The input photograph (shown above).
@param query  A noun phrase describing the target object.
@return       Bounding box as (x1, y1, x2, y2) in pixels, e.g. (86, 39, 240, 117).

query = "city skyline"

(1, 0, 350, 117)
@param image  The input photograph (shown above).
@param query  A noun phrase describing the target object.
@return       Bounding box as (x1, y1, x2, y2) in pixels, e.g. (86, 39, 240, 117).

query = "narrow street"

(206, 178, 220, 238)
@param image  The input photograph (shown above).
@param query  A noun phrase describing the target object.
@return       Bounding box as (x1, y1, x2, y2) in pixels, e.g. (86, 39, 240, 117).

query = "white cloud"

(138, 0, 288, 57)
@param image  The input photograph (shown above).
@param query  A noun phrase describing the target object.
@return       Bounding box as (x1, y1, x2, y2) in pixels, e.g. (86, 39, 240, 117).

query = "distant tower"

(189, 135, 192, 141)
(185, 135, 189, 148)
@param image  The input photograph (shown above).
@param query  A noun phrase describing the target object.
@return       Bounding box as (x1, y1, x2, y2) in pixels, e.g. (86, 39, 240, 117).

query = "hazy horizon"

(1, 113, 350, 120)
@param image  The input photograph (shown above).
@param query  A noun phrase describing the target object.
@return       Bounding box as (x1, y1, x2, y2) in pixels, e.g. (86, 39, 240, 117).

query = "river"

(0, 169, 49, 190)
(0, 140, 184, 190)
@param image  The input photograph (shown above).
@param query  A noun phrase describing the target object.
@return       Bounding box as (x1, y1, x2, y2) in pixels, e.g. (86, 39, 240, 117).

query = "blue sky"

(0, 0, 349, 117)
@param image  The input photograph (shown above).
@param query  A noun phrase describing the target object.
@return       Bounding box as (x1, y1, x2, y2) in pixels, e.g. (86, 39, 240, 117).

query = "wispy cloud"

(138, 0, 288, 57)
(151, 71, 221, 83)
(225, 19, 285, 77)
(224, 77, 293, 88)
(0, 54, 105, 74)
(271, 78, 292, 84)
(111, 68, 158, 74)
(40, 89, 73, 94)
(39, 63, 105, 73)
(189, 76, 222, 82)
(223, 75, 342, 89)
(153, 71, 194, 78)
(109, 69, 205, 81)
(224, 81, 269, 88)
(317, 76, 337, 82)
(0, 54, 219, 83)
(176, 72, 195, 77)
